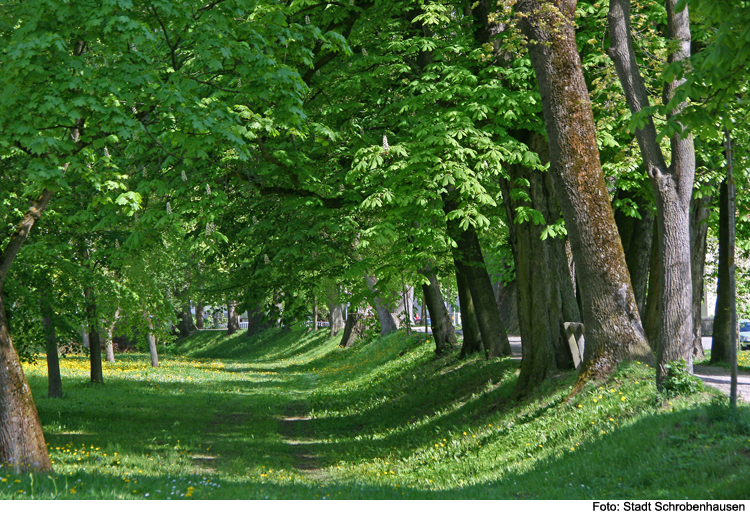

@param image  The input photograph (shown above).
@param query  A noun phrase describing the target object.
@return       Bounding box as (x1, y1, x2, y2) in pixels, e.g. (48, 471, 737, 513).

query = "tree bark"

(613, 190, 654, 317)
(104, 307, 119, 363)
(311, 292, 318, 331)
(711, 179, 733, 364)
(0, 189, 54, 472)
(195, 300, 205, 330)
(443, 192, 512, 359)
(365, 274, 398, 335)
(500, 138, 580, 398)
(146, 318, 159, 368)
(84, 284, 103, 383)
(246, 303, 268, 337)
(494, 276, 520, 335)
(339, 308, 366, 347)
(227, 302, 240, 335)
(607, 0, 695, 386)
(40, 287, 63, 399)
(690, 191, 712, 362)
(420, 265, 458, 355)
(456, 266, 483, 358)
(516, 0, 652, 392)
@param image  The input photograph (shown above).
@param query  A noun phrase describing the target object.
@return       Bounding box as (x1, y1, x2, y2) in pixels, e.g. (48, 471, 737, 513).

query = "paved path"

(694, 366, 750, 403)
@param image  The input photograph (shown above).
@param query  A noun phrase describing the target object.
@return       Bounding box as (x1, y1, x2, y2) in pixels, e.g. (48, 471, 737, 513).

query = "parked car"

(741, 320, 750, 349)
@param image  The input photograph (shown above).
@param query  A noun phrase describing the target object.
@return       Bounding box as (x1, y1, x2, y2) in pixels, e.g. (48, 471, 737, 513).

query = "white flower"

(264, 254, 270, 264)
(382, 134, 389, 151)
(181, 170, 187, 181)
(103, 146, 110, 157)
(362, 48, 368, 57)
(205, 183, 211, 195)
(142, 166, 147, 178)
(166, 202, 172, 215)
(305, 15, 310, 24)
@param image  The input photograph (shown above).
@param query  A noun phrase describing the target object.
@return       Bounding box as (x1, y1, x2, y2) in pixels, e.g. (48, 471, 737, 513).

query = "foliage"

(661, 359, 704, 397)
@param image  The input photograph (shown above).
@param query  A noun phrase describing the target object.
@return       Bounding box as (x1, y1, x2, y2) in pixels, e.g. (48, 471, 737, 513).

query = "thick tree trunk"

(365, 274, 398, 335)
(456, 266, 483, 358)
(608, 0, 695, 386)
(176, 301, 197, 337)
(494, 277, 520, 335)
(643, 228, 662, 346)
(339, 308, 366, 347)
(690, 192, 712, 361)
(501, 138, 580, 398)
(195, 300, 205, 330)
(711, 180, 733, 364)
(146, 318, 159, 368)
(516, 0, 652, 392)
(0, 189, 54, 472)
(227, 302, 240, 335)
(443, 192, 511, 359)
(614, 190, 654, 317)
(420, 265, 458, 355)
(246, 303, 268, 337)
(40, 288, 63, 399)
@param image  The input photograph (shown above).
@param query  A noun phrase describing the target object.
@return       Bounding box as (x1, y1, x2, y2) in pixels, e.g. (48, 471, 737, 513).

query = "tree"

(607, 0, 697, 386)
(515, 0, 652, 391)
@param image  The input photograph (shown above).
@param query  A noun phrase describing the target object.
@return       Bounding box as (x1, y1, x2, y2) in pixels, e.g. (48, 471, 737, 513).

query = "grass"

(3, 325, 750, 500)
(697, 346, 750, 370)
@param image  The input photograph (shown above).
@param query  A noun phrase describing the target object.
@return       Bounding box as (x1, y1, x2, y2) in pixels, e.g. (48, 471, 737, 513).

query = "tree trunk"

(443, 192, 512, 359)
(104, 307, 119, 363)
(84, 283, 103, 384)
(176, 302, 196, 338)
(195, 300, 205, 330)
(494, 276, 520, 335)
(501, 139, 580, 398)
(227, 302, 240, 335)
(456, 265, 483, 358)
(311, 292, 318, 332)
(690, 191, 712, 362)
(0, 189, 54, 472)
(40, 288, 63, 399)
(146, 318, 159, 368)
(246, 303, 268, 337)
(613, 190, 654, 317)
(516, 0, 652, 392)
(365, 274, 398, 335)
(711, 179, 733, 364)
(607, 0, 695, 386)
(420, 265, 458, 355)
(339, 308, 366, 347)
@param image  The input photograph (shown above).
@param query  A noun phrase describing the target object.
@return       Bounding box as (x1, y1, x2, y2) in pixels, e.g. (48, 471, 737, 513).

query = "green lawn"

(3, 326, 750, 499)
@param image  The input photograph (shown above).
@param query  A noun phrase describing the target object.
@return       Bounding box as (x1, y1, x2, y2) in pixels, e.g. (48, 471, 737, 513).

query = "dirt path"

(694, 366, 750, 403)
(278, 401, 327, 480)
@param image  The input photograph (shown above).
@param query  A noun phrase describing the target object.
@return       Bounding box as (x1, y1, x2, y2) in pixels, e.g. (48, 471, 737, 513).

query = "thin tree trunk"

(456, 266, 483, 358)
(0, 189, 54, 472)
(146, 318, 159, 368)
(312, 292, 318, 331)
(516, 0, 652, 393)
(608, 0, 695, 386)
(443, 192, 511, 358)
(690, 192, 712, 362)
(420, 265, 458, 355)
(40, 287, 63, 399)
(104, 307, 119, 363)
(227, 302, 240, 335)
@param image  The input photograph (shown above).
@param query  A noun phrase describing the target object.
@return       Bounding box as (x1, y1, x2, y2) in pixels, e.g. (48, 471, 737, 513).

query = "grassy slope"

(3, 326, 750, 499)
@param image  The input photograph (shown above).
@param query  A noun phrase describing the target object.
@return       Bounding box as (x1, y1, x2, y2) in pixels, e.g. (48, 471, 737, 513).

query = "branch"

(0, 189, 54, 290)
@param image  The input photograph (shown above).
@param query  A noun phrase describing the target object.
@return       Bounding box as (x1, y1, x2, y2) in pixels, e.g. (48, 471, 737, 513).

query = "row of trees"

(0, 0, 747, 473)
